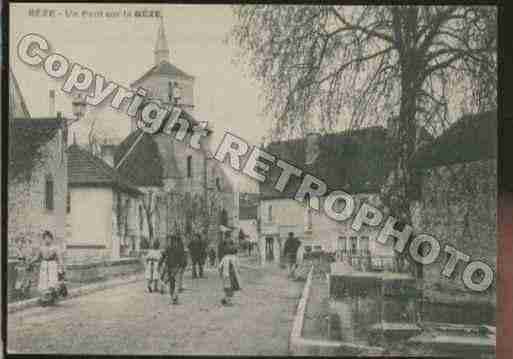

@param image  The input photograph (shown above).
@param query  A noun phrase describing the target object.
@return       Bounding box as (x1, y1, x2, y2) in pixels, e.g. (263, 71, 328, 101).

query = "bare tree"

(230, 5, 496, 267)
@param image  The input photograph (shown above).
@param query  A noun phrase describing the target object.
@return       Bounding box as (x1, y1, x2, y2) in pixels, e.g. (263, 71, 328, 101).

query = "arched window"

(187, 155, 193, 178)
(216, 177, 221, 191)
(268, 205, 273, 222)
(44, 175, 54, 210)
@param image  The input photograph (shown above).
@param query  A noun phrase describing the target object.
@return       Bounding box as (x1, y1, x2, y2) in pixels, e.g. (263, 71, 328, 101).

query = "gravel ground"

(7, 264, 303, 355)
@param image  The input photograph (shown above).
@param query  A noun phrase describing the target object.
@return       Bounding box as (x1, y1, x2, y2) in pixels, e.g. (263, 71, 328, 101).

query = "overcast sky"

(10, 3, 265, 191)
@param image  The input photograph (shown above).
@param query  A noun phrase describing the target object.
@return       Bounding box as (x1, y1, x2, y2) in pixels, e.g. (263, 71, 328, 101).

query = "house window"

(44, 175, 54, 210)
(350, 236, 357, 254)
(216, 177, 221, 191)
(220, 208, 228, 226)
(66, 191, 71, 213)
(360, 236, 370, 255)
(268, 205, 273, 222)
(337, 236, 346, 252)
(187, 155, 193, 178)
(306, 208, 313, 230)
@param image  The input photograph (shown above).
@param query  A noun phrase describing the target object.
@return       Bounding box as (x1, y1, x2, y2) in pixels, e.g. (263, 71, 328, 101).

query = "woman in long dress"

(31, 230, 64, 306)
(218, 235, 242, 306)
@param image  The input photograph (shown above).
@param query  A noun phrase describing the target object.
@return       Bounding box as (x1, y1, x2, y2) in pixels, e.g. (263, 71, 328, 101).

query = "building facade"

(259, 127, 398, 266)
(8, 116, 68, 257)
(114, 20, 236, 248)
(66, 144, 142, 263)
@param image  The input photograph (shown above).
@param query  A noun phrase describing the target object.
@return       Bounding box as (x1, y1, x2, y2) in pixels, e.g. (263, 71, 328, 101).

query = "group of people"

(13, 230, 68, 306)
(145, 231, 242, 306)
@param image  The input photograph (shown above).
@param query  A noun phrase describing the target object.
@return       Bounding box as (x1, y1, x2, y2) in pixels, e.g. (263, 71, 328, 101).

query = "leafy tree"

(230, 5, 496, 270)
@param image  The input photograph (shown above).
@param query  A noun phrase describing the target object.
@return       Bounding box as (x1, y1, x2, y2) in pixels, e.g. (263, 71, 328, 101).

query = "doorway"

(265, 237, 274, 262)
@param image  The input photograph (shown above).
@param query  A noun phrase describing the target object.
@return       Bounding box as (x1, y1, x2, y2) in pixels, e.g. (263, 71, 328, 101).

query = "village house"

(112, 19, 236, 248)
(411, 110, 497, 305)
(8, 116, 69, 255)
(66, 143, 142, 264)
(8, 70, 68, 259)
(258, 123, 432, 268)
(259, 128, 396, 266)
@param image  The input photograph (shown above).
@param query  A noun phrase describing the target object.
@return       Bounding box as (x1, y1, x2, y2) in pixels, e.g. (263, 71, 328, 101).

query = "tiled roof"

(114, 130, 164, 187)
(68, 144, 142, 195)
(260, 127, 398, 200)
(114, 108, 208, 187)
(131, 60, 194, 87)
(412, 110, 497, 169)
(10, 117, 62, 140)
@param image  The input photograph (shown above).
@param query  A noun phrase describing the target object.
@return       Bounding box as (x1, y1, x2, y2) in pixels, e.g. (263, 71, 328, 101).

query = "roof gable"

(68, 144, 141, 195)
(114, 130, 164, 187)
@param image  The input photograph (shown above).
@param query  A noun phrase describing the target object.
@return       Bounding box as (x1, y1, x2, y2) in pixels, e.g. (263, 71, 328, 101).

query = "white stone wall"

(260, 193, 394, 259)
(66, 187, 113, 263)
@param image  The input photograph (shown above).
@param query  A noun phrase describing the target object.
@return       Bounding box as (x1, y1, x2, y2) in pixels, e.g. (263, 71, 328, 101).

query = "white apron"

(145, 250, 162, 280)
(38, 260, 59, 292)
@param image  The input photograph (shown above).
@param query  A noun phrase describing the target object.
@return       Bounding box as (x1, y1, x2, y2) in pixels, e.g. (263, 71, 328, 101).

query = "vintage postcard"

(5, 2, 498, 357)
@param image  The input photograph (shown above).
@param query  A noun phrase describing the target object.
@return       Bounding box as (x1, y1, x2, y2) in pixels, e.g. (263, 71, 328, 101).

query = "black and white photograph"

(3, 2, 499, 357)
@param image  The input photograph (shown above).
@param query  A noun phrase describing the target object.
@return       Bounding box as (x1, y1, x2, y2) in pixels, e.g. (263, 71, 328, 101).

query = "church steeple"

(154, 17, 170, 65)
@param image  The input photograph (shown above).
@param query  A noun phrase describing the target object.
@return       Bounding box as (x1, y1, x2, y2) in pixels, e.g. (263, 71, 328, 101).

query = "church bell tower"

(154, 17, 170, 65)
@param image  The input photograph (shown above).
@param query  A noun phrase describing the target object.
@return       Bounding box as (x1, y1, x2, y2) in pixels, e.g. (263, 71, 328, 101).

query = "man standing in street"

(188, 233, 207, 278)
(159, 234, 186, 304)
(283, 232, 301, 279)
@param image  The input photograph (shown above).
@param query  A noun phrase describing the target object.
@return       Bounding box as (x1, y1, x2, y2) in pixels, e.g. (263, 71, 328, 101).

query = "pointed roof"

(155, 17, 169, 55)
(68, 144, 142, 195)
(9, 69, 31, 118)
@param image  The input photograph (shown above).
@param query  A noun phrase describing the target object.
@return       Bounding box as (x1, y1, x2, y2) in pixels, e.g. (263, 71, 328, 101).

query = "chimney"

(305, 132, 321, 165)
(49, 90, 55, 117)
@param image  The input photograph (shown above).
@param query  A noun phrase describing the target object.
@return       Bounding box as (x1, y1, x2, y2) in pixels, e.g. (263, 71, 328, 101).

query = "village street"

(7, 264, 303, 355)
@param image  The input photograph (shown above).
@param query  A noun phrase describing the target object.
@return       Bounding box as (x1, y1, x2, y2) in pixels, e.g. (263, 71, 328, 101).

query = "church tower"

(154, 17, 170, 65)
(130, 17, 195, 132)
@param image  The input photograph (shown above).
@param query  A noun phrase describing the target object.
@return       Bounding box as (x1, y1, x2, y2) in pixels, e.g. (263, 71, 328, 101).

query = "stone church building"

(113, 19, 236, 248)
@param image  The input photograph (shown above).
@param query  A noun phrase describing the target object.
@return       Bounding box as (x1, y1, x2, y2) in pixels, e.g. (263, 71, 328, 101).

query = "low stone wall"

(65, 257, 144, 283)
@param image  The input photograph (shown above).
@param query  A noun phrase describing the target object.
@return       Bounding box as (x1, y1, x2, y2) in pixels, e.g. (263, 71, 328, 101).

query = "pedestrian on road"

(29, 230, 65, 306)
(159, 234, 186, 304)
(208, 246, 216, 268)
(218, 233, 242, 306)
(188, 233, 207, 278)
(145, 240, 161, 293)
(283, 232, 301, 280)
